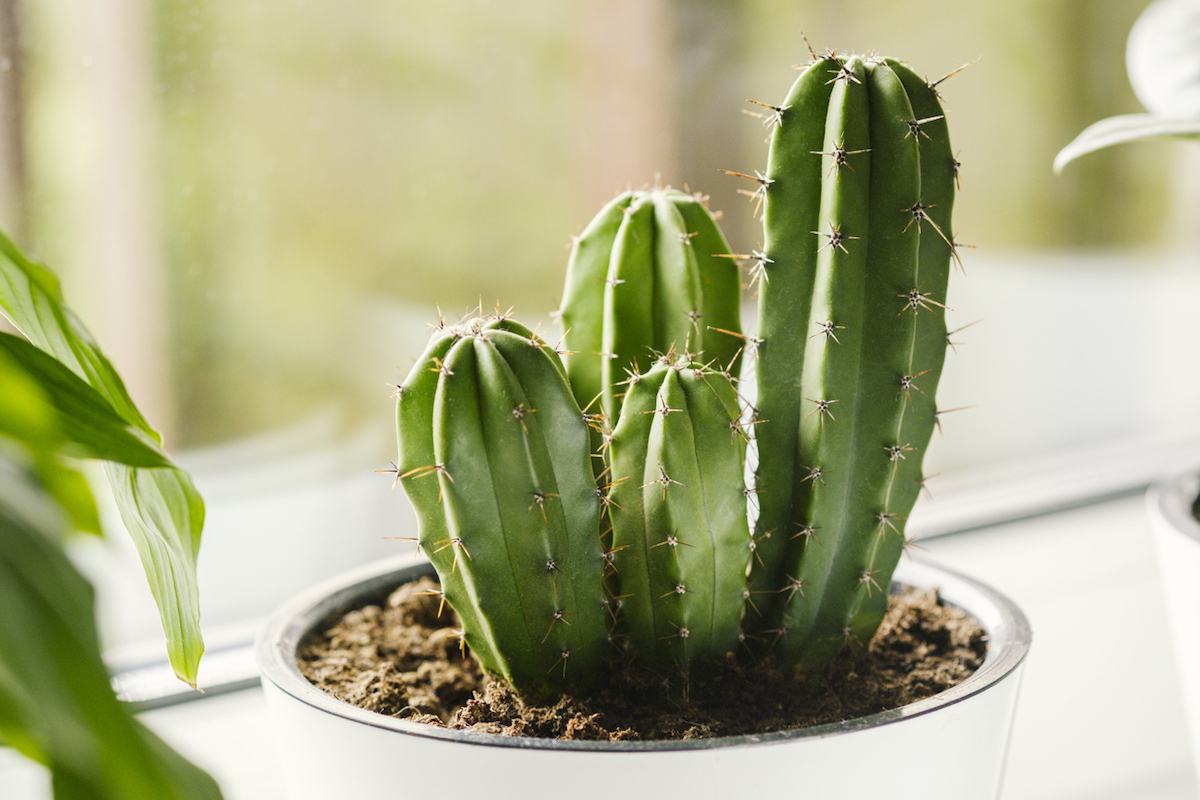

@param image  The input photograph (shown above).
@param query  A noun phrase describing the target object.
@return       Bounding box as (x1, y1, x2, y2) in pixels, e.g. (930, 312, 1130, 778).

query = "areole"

(258, 555, 1031, 800)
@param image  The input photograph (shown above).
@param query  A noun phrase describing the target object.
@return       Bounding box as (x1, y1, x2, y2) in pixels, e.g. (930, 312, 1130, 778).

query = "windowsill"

(5, 433, 1200, 799)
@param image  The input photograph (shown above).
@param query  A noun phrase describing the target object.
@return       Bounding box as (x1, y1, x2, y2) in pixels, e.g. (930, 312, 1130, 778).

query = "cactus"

(746, 54, 957, 668)
(391, 46, 961, 695)
(395, 314, 609, 692)
(606, 353, 751, 673)
(558, 188, 743, 427)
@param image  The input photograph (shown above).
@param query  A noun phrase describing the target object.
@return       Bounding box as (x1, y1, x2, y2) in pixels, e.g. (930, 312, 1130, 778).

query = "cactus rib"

(747, 57, 839, 613)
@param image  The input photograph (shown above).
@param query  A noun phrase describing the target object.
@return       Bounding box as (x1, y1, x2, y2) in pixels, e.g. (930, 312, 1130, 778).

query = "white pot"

(1147, 472, 1200, 780)
(258, 557, 1031, 800)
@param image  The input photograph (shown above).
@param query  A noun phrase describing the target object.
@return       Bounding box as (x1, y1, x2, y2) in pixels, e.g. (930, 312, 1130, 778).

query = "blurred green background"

(1, 0, 1184, 453)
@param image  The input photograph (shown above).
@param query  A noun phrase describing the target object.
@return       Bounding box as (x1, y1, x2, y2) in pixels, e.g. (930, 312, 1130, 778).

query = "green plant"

(394, 47, 957, 692)
(0, 233, 220, 798)
(0, 235, 207, 686)
(746, 54, 957, 668)
(396, 326, 750, 693)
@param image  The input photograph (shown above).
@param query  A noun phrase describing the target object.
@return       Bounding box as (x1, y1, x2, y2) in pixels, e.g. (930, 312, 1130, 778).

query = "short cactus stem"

(748, 54, 957, 667)
(606, 354, 751, 673)
(395, 314, 608, 692)
(558, 188, 743, 428)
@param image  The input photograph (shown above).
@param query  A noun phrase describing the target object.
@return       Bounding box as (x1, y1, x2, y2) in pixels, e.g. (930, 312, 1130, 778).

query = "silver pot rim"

(257, 555, 1031, 753)
(1149, 470, 1200, 546)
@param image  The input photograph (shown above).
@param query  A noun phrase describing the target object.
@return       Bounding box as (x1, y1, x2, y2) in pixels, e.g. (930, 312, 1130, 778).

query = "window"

(4, 0, 1196, 644)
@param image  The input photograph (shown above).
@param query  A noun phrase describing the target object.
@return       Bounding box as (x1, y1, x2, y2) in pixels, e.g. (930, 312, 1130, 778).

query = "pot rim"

(257, 555, 1031, 753)
(1149, 470, 1200, 546)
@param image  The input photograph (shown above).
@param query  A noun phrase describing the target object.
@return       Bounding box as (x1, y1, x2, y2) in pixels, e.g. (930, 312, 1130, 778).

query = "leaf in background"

(22, 458, 102, 540)
(1054, 114, 1200, 173)
(0, 347, 101, 537)
(0, 333, 172, 469)
(0, 231, 206, 686)
(1126, 0, 1200, 118)
(0, 466, 223, 800)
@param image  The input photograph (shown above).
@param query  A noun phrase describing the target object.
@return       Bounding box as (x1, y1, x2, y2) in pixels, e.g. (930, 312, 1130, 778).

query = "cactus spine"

(558, 189, 742, 426)
(396, 315, 609, 692)
(749, 55, 957, 668)
(607, 354, 751, 672)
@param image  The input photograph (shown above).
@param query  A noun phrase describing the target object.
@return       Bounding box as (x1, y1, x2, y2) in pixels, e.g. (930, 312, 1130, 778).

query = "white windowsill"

(4, 432, 1200, 799)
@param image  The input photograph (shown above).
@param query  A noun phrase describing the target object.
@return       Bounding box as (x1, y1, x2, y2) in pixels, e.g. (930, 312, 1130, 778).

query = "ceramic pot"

(258, 556, 1031, 800)
(1147, 472, 1200, 781)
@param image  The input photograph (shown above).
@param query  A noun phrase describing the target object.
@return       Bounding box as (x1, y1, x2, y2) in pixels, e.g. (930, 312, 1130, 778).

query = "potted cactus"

(258, 49, 1030, 799)
(1055, 0, 1200, 782)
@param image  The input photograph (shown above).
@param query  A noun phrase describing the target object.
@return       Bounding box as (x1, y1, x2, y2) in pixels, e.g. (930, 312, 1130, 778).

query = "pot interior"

(257, 555, 1031, 752)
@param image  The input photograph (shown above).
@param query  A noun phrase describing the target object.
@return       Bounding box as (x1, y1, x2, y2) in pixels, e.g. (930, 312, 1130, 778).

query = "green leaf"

(105, 463, 206, 686)
(0, 333, 171, 469)
(0, 231, 159, 442)
(1054, 113, 1200, 172)
(26, 454, 103, 538)
(0, 453, 80, 545)
(0, 232, 205, 685)
(0, 339, 59, 448)
(0, 463, 223, 800)
(0, 349, 102, 537)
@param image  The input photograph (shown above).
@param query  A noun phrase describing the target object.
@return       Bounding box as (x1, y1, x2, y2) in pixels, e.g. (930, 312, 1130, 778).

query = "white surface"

(908, 431, 1200, 539)
(1148, 476, 1200, 785)
(263, 668, 1021, 800)
(3, 493, 1199, 799)
(140, 690, 287, 800)
(925, 253, 1200, 475)
(923, 494, 1199, 800)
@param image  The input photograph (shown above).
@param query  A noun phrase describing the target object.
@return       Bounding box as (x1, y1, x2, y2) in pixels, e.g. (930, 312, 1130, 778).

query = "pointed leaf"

(1054, 113, 1200, 172)
(104, 463, 206, 685)
(1126, 0, 1200, 117)
(0, 231, 159, 441)
(0, 348, 102, 536)
(0, 232, 205, 685)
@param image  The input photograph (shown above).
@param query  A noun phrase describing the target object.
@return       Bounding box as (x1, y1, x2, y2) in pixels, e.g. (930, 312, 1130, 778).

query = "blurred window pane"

(6, 0, 1199, 642)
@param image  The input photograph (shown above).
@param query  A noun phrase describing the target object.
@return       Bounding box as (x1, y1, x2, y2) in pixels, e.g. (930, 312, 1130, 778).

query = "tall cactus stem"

(749, 54, 956, 669)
